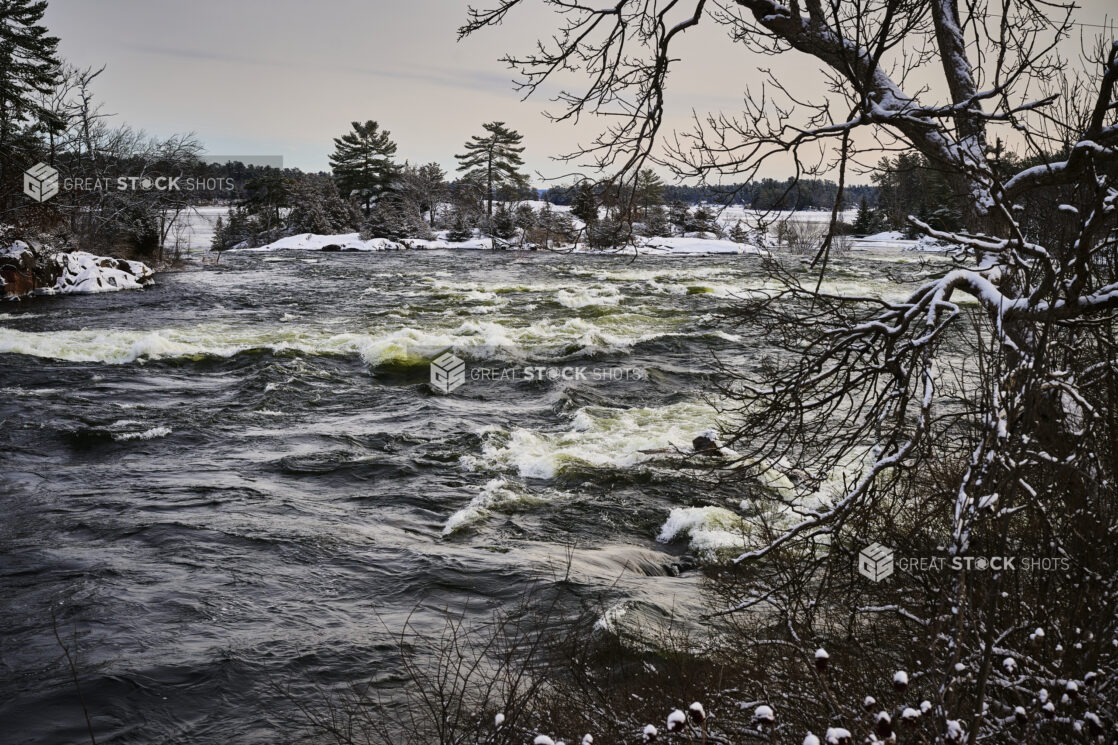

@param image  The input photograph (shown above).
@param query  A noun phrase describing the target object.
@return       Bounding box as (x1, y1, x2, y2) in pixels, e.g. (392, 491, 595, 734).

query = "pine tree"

(588, 213, 629, 249)
(638, 204, 670, 237)
(488, 203, 518, 242)
(455, 122, 526, 218)
(445, 208, 475, 243)
(361, 199, 431, 242)
(689, 205, 719, 235)
(668, 200, 690, 236)
(570, 182, 598, 226)
(210, 216, 226, 251)
(243, 170, 290, 231)
(285, 177, 361, 235)
(329, 120, 399, 215)
(514, 203, 537, 232)
(852, 195, 876, 235)
(634, 168, 665, 219)
(0, 0, 60, 204)
(538, 203, 576, 246)
(728, 220, 749, 244)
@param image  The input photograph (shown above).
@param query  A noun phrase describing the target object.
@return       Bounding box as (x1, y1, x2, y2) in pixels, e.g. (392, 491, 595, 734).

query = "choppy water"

(0, 249, 932, 744)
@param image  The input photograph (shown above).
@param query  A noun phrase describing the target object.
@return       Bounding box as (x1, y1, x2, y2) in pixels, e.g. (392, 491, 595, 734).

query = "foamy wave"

(657, 506, 751, 555)
(463, 401, 720, 479)
(0, 315, 680, 366)
(113, 426, 172, 441)
(442, 478, 545, 535)
(555, 287, 621, 309)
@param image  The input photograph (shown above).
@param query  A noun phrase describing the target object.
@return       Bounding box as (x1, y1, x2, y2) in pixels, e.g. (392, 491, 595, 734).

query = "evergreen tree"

(0, 0, 60, 203)
(872, 152, 956, 231)
(852, 195, 876, 235)
(728, 220, 749, 244)
(668, 200, 690, 236)
(514, 203, 537, 232)
(243, 170, 291, 231)
(587, 213, 629, 249)
(216, 204, 266, 249)
(398, 161, 448, 225)
(488, 203, 518, 242)
(634, 168, 665, 218)
(210, 216, 226, 251)
(537, 203, 576, 247)
(329, 120, 399, 215)
(285, 177, 361, 235)
(361, 199, 431, 242)
(570, 182, 598, 226)
(638, 204, 670, 237)
(688, 205, 719, 235)
(455, 122, 526, 218)
(444, 208, 475, 243)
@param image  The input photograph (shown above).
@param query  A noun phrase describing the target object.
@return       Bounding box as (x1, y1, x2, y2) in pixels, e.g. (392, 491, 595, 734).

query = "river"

(0, 249, 933, 744)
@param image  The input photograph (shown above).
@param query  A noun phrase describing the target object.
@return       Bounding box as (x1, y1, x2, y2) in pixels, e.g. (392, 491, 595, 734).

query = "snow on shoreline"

(244, 232, 767, 256)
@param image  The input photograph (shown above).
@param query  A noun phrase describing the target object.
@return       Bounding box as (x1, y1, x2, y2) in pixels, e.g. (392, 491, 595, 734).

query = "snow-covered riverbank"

(243, 231, 768, 255)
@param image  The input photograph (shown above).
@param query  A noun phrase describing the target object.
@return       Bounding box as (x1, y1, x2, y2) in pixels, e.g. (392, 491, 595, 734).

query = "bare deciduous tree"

(462, 1, 1118, 742)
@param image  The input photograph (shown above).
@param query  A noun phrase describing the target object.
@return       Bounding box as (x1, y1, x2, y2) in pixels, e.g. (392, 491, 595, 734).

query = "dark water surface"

(0, 250, 917, 744)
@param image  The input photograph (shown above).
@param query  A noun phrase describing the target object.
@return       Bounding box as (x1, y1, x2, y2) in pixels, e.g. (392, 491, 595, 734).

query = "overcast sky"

(45, 0, 1114, 182)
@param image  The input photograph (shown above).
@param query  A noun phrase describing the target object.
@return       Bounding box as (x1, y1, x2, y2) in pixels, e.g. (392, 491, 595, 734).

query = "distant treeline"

(545, 178, 878, 210)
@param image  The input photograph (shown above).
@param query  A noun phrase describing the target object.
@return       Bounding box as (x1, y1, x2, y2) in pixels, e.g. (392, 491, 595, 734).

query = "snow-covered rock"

(247, 232, 396, 252)
(2, 238, 154, 299)
(48, 252, 154, 295)
(0, 241, 37, 298)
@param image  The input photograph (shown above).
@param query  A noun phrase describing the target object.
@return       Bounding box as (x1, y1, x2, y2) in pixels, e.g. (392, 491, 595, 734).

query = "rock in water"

(1, 237, 154, 300)
(692, 430, 723, 456)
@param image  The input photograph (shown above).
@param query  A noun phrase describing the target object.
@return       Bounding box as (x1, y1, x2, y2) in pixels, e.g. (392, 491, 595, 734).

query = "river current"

(0, 249, 931, 744)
